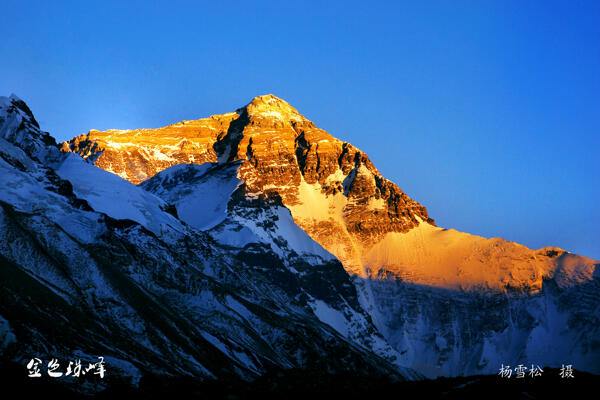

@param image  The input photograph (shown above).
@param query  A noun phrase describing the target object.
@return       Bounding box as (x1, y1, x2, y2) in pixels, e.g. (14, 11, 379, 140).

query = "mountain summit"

(241, 94, 307, 123)
(63, 95, 433, 275)
(57, 95, 600, 377)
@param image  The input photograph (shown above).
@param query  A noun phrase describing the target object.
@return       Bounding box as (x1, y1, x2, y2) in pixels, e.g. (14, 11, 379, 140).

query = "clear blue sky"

(1, 1, 598, 259)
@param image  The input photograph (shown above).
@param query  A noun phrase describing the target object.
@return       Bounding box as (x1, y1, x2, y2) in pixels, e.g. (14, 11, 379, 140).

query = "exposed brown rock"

(63, 94, 433, 275)
(62, 94, 598, 291)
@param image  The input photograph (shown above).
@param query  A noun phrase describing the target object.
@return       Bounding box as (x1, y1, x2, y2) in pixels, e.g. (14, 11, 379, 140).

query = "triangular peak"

(241, 94, 307, 123)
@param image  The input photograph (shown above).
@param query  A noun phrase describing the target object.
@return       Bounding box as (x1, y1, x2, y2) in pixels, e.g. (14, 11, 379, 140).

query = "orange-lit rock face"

(61, 113, 238, 183)
(62, 95, 596, 290)
(364, 219, 598, 292)
(63, 95, 432, 276)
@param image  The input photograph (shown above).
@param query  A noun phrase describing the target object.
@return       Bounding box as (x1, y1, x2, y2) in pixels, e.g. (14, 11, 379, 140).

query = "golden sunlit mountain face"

(62, 95, 596, 292)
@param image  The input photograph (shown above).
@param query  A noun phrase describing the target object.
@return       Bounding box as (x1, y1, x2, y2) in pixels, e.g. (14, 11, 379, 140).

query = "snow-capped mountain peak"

(240, 94, 307, 123)
(41, 95, 600, 377)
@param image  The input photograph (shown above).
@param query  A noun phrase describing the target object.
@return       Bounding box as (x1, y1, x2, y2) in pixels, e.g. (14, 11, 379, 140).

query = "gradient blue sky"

(1, 1, 598, 259)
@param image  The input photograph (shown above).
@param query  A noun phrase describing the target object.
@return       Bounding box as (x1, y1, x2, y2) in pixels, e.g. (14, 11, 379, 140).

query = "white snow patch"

(56, 153, 183, 235)
(309, 299, 349, 337)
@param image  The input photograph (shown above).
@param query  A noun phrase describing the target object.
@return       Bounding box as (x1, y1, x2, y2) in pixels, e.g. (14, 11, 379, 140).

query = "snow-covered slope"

(142, 163, 419, 376)
(363, 217, 597, 292)
(55, 152, 184, 236)
(354, 218, 598, 377)
(140, 162, 241, 230)
(356, 266, 600, 377)
(143, 162, 337, 262)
